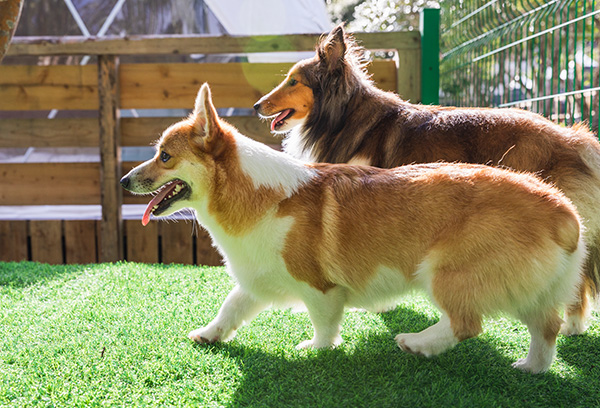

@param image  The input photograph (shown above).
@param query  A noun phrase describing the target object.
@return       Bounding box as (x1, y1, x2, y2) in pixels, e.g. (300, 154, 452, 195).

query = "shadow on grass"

(0, 261, 82, 288)
(195, 305, 600, 407)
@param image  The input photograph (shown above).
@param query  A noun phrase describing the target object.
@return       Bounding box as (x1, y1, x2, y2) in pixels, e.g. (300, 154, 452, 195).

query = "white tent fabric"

(204, 0, 332, 62)
(204, 0, 331, 35)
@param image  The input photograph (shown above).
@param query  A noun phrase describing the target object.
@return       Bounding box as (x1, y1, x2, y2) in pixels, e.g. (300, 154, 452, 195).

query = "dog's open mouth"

(142, 179, 190, 226)
(270, 108, 295, 131)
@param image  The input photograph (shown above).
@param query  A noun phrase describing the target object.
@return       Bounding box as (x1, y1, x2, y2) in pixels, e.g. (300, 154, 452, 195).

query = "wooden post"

(0, 0, 23, 63)
(98, 54, 123, 262)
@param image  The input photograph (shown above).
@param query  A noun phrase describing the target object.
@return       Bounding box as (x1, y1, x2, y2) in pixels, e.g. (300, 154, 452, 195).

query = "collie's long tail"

(575, 124, 600, 296)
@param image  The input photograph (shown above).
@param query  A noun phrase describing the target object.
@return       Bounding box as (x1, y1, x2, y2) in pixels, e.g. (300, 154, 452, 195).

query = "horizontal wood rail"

(0, 60, 399, 111)
(7, 32, 420, 56)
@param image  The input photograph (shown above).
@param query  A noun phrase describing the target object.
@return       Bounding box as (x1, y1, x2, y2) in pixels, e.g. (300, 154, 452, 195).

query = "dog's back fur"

(254, 26, 600, 326)
(122, 84, 586, 373)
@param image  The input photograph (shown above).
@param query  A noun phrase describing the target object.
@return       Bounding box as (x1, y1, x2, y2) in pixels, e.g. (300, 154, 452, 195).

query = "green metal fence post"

(420, 8, 440, 105)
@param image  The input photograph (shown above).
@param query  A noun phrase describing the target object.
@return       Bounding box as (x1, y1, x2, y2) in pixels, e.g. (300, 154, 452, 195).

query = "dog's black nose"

(253, 102, 261, 112)
(120, 176, 130, 189)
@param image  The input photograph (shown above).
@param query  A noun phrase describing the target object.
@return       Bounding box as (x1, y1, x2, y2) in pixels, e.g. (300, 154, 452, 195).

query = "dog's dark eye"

(160, 151, 171, 163)
(289, 78, 298, 86)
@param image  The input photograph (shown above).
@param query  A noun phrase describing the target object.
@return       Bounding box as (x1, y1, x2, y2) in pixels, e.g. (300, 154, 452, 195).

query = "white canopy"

(204, 0, 331, 35)
(204, 0, 332, 61)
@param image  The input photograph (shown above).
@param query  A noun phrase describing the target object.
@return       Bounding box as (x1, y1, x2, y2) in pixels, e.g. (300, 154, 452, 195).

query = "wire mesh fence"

(440, 0, 599, 136)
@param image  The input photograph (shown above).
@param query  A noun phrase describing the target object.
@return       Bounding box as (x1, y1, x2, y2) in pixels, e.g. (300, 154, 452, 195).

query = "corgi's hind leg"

(395, 312, 482, 357)
(513, 309, 562, 374)
(396, 265, 483, 357)
(395, 314, 458, 357)
(562, 277, 592, 335)
(189, 285, 268, 344)
(297, 286, 347, 349)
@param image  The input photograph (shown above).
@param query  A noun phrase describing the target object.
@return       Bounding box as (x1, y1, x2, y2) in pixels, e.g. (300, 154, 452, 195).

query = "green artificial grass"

(1, 261, 599, 407)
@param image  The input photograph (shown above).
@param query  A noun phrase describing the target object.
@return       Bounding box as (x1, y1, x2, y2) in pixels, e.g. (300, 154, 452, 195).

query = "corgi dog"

(253, 25, 600, 331)
(121, 83, 586, 373)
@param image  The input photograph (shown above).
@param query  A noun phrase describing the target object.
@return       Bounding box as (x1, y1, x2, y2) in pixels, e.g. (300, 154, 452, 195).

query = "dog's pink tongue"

(271, 109, 292, 131)
(141, 183, 176, 226)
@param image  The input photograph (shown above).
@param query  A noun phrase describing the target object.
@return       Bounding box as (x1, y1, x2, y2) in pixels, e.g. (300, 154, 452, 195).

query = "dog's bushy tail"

(574, 123, 600, 296)
(585, 243, 600, 296)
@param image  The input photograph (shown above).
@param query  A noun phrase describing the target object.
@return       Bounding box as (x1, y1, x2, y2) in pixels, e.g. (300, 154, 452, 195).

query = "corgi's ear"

(318, 23, 346, 71)
(191, 83, 220, 151)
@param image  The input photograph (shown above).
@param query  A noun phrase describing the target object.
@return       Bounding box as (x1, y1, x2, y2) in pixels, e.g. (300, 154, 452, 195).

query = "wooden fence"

(0, 31, 422, 265)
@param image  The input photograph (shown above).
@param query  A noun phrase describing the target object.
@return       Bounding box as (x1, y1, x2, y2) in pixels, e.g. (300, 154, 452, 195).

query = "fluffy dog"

(254, 25, 600, 332)
(121, 84, 585, 373)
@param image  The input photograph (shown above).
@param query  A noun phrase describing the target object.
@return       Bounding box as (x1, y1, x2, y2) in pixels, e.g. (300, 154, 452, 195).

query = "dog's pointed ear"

(318, 23, 346, 71)
(190, 83, 220, 151)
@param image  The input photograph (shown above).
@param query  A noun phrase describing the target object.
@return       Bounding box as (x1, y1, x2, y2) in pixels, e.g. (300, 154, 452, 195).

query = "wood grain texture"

(0, 220, 28, 261)
(121, 116, 278, 147)
(0, 163, 100, 205)
(0, 65, 97, 110)
(29, 220, 63, 264)
(0, 118, 99, 148)
(7, 32, 420, 56)
(160, 221, 194, 265)
(125, 219, 159, 263)
(0, 59, 400, 111)
(98, 55, 123, 262)
(119, 60, 399, 110)
(397, 48, 422, 102)
(196, 227, 222, 266)
(64, 220, 97, 264)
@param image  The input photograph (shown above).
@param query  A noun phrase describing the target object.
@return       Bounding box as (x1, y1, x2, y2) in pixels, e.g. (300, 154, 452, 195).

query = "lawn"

(1, 261, 599, 407)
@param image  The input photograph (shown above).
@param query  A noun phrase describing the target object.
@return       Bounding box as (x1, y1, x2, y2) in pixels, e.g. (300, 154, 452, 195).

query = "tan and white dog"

(121, 84, 586, 373)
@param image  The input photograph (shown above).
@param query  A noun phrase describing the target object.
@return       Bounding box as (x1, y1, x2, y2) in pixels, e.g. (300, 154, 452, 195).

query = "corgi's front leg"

(296, 286, 347, 349)
(189, 285, 267, 344)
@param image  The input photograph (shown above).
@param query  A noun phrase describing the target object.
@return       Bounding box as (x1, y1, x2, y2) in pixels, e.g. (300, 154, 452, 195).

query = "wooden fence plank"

(160, 221, 194, 265)
(0, 118, 98, 148)
(0, 65, 97, 111)
(225, 116, 279, 146)
(125, 219, 159, 263)
(371, 58, 402, 93)
(0, 221, 28, 261)
(64, 220, 97, 264)
(119, 60, 398, 110)
(397, 48, 421, 102)
(121, 116, 277, 147)
(196, 227, 222, 266)
(0, 162, 175, 207)
(121, 161, 149, 205)
(121, 117, 177, 147)
(98, 55, 123, 262)
(0, 163, 100, 205)
(7, 31, 420, 56)
(0, 60, 399, 112)
(29, 220, 63, 264)
(120, 62, 287, 110)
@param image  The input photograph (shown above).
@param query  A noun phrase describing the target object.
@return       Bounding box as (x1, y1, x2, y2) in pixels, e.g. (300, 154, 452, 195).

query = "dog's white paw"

(396, 333, 432, 357)
(295, 335, 343, 350)
(511, 358, 548, 374)
(295, 340, 316, 350)
(395, 332, 453, 357)
(188, 326, 230, 344)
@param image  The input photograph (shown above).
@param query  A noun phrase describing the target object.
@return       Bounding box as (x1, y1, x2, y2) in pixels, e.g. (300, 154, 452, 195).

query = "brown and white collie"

(254, 24, 600, 329)
(121, 84, 586, 373)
